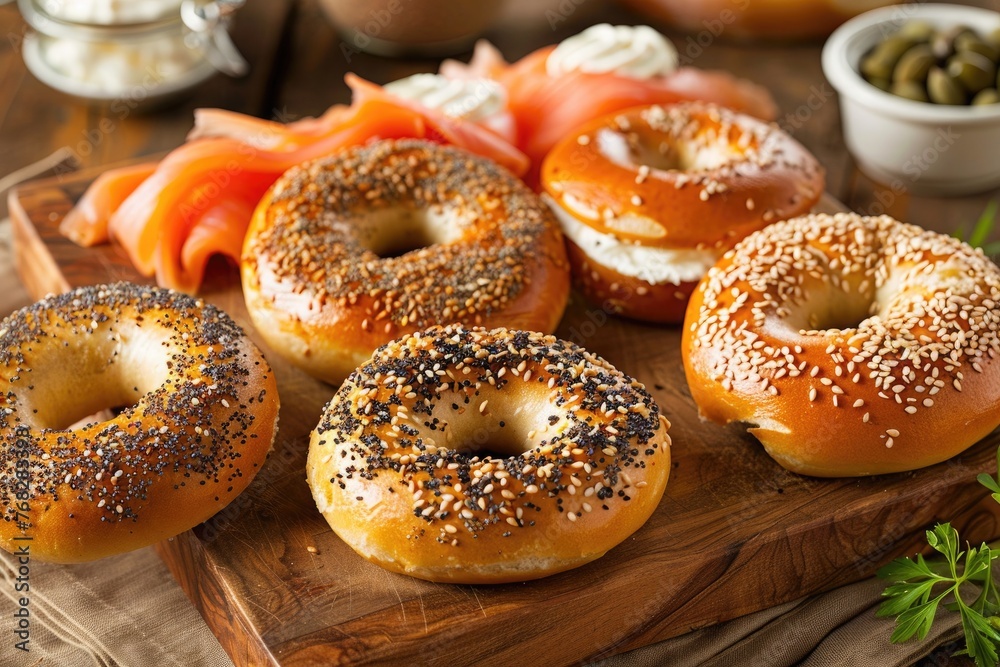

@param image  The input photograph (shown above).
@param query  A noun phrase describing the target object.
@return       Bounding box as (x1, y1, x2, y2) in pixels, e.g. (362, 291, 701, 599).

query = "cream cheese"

(384, 73, 506, 122)
(545, 194, 717, 286)
(546, 24, 679, 79)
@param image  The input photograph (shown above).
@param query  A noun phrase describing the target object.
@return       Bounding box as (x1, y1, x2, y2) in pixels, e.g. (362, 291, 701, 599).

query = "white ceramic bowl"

(823, 3, 1000, 196)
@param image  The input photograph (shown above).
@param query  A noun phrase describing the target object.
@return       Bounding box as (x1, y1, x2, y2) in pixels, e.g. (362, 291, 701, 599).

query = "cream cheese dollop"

(546, 24, 679, 79)
(384, 74, 506, 122)
(544, 195, 717, 286)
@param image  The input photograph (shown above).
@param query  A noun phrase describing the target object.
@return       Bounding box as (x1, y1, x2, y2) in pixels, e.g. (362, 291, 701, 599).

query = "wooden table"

(1, 0, 998, 665)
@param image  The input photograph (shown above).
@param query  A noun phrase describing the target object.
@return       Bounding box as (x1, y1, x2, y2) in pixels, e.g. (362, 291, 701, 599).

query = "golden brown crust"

(0, 283, 279, 562)
(242, 139, 571, 385)
(541, 103, 825, 251)
(683, 213, 1000, 477)
(307, 325, 671, 583)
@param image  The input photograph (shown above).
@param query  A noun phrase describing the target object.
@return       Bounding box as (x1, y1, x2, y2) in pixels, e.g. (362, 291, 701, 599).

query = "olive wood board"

(9, 164, 1000, 667)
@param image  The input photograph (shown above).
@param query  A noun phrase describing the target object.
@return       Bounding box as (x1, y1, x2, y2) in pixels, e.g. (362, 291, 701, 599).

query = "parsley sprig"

(878, 446, 1000, 666)
(879, 203, 1000, 662)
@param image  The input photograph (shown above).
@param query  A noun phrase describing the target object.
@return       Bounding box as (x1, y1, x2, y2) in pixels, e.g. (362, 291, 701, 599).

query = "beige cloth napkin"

(0, 549, 234, 667)
(0, 157, 968, 666)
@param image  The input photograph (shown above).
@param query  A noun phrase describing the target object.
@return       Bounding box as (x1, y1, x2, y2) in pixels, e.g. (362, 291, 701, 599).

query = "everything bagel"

(242, 139, 571, 385)
(307, 325, 671, 583)
(0, 283, 279, 562)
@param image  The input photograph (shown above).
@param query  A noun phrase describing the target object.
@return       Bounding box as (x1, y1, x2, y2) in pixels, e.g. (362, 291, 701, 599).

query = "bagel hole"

(431, 391, 556, 463)
(34, 383, 149, 431)
(598, 129, 681, 171)
(355, 206, 466, 259)
(67, 407, 127, 431)
(779, 281, 877, 334)
(448, 417, 528, 462)
(21, 325, 170, 431)
(811, 308, 871, 332)
(596, 126, 746, 175)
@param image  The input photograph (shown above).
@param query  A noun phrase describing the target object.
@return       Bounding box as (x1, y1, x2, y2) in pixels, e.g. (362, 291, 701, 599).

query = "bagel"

(542, 103, 824, 323)
(683, 213, 1000, 476)
(0, 283, 279, 562)
(307, 325, 671, 583)
(242, 139, 571, 385)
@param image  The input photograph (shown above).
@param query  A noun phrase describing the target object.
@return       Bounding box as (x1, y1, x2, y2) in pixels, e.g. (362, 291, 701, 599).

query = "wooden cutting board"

(10, 165, 1000, 666)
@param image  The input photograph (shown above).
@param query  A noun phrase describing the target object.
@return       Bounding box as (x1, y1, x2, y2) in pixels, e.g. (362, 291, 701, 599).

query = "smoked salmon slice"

(59, 162, 157, 247)
(442, 42, 778, 183)
(60, 75, 529, 294)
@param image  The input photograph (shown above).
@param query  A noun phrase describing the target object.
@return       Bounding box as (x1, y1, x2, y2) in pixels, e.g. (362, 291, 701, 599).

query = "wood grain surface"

(10, 166, 1000, 666)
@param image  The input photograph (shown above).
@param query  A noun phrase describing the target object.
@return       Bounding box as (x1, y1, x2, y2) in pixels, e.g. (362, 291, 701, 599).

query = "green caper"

(862, 36, 915, 80)
(944, 25, 977, 43)
(890, 80, 930, 103)
(893, 44, 934, 83)
(931, 32, 954, 60)
(868, 76, 892, 91)
(948, 51, 996, 93)
(897, 20, 935, 42)
(955, 33, 1000, 63)
(932, 25, 976, 60)
(860, 22, 1000, 105)
(928, 66, 967, 105)
(972, 88, 1000, 105)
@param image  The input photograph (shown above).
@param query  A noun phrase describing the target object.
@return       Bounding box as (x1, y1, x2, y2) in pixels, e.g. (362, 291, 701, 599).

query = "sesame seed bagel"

(242, 139, 571, 385)
(541, 103, 824, 323)
(0, 283, 279, 562)
(683, 213, 1000, 477)
(307, 325, 671, 583)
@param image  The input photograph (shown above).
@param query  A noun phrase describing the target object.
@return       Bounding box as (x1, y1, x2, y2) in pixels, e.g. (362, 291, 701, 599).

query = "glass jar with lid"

(18, 0, 249, 105)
